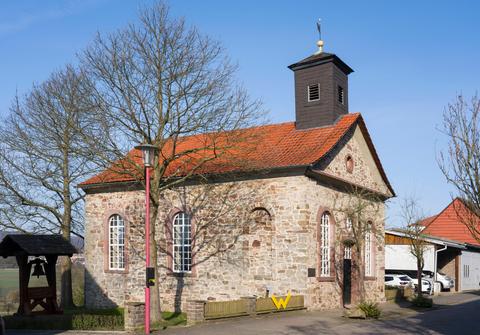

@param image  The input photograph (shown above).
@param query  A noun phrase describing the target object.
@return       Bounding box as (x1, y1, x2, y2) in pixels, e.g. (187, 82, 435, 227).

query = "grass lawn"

(150, 311, 188, 330)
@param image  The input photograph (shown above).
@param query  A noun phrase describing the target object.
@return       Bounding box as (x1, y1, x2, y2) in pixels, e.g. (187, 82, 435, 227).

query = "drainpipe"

(434, 245, 448, 293)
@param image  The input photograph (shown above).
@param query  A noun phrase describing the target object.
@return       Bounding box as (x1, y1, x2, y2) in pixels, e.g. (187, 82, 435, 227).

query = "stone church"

(80, 40, 394, 312)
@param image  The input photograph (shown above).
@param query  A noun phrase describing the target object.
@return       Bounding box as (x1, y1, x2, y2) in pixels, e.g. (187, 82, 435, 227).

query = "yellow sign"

(271, 292, 291, 310)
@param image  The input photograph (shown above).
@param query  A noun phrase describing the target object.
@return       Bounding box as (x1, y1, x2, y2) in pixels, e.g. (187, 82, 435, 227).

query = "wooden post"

(45, 255, 60, 313)
(15, 255, 31, 315)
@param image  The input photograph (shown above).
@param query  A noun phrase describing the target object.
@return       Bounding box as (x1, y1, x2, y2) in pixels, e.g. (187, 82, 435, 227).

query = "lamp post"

(135, 143, 158, 334)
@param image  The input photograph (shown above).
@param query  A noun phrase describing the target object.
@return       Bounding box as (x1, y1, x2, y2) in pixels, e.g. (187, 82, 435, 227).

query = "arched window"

(346, 217, 353, 231)
(344, 217, 353, 260)
(365, 222, 373, 277)
(173, 212, 192, 273)
(108, 214, 125, 270)
(320, 212, 331, 277)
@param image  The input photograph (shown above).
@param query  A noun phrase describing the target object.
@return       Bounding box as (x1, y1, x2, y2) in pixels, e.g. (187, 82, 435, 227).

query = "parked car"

(436, 271, 455, 291)
(415, 278, 433, 295)
(386, 270, 433, 294)
(405, 273, 433, 295)
(385, 274, 414, 288)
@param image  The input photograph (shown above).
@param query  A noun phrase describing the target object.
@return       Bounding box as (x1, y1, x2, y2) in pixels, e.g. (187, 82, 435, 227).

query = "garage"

(385, 230, 480, 292)
(460, 249, 480, 291)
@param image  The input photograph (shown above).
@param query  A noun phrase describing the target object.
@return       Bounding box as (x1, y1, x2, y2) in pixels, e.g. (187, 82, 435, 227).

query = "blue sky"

(1, 0, 479, 226)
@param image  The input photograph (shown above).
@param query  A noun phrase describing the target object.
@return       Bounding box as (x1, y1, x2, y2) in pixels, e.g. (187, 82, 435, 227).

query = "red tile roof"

(421, 198, 480, 246)
(80, 113, 393, 195)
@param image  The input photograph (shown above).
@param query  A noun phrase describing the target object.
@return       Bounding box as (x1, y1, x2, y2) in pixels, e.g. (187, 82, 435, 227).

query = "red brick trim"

(316, 206, 336, 281)
(165, 207, 197, 277)
(103, 209, 129, 274)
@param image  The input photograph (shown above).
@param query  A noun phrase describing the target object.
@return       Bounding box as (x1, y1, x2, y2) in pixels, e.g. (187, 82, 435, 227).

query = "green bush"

(71, 314, 123, 330)
(411, 295, 433, 308)
(357, 301, 381, 319)
(4, 309, 124, 330)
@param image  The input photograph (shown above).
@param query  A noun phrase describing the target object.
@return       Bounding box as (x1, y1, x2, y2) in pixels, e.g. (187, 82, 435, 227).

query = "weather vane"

(316, 19, 322, 41)
(315, 19, 324, 54)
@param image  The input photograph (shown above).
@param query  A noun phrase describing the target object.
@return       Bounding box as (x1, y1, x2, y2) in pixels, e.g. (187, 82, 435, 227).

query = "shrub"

(71, 314, 123, 330)
(357, 301, 381, 319)
(411, 295, 433, 308)
(4, 309, 124, 330)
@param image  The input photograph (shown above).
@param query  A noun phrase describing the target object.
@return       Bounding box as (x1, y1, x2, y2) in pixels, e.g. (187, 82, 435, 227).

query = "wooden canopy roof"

(0, 234, 77, 258)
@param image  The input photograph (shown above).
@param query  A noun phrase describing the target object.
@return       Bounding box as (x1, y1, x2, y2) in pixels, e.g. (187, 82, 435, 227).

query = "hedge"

(5, 309, 124, 330)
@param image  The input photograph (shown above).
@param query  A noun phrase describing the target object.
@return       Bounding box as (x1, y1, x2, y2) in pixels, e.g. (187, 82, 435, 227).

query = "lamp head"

(135, 144, 158, 167)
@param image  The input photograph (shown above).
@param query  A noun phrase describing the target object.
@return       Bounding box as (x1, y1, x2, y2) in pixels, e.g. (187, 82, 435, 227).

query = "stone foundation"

(186, 300, 205, 324)
(124, 301, 145, 332)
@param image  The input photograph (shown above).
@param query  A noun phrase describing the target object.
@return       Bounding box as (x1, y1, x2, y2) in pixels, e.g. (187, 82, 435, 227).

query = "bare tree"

(154, 180, 264, 312)
(400, 197, 429, 298)
(81, 2, 263, 321)
(438, 94, 480, 242)
(334, 187, 383, 303)
(0, 65, 102, 308)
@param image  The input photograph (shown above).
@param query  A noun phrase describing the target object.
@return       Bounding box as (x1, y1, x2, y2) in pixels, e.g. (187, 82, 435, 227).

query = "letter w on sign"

(271, 292, 291, 310)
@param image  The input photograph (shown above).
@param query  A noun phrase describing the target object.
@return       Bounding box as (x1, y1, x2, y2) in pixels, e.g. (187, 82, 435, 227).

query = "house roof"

(288, 52, 354, 74)
(0, 235, 78, 257)
(385, 229, 467, 249)
(79, 113, 394, 196)
(420, 198, 480, 246)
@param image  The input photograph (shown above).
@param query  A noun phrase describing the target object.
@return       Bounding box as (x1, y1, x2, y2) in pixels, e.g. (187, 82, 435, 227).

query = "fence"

(204, 299, 249, 319)
(256, 295, 304, 313)
(195, 295, 304, 322)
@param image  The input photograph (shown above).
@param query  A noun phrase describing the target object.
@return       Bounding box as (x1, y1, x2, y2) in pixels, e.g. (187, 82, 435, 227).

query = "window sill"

(167, 272, 196, 278)
(104, 269, 128, 274)
(317, 276, 335, 282)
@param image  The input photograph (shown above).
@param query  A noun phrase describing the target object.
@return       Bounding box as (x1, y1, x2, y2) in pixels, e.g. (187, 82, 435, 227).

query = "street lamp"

(135, 143, 158, 334)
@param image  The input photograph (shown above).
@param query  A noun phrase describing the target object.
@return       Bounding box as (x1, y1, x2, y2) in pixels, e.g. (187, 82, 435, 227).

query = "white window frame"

(172, 212, 192, 273)
(108, 214, 125, 270)
(320, 213, 331, 277)
(344, 245, 352, 260)
(364, 223, 373, 277)
(307, 83, 320, 102)
(346, 217, 352, 231)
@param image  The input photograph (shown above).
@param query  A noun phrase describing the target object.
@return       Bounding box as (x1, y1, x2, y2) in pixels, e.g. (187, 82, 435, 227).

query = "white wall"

(460, 251, 480, 291)
(385, 245, 435, 272)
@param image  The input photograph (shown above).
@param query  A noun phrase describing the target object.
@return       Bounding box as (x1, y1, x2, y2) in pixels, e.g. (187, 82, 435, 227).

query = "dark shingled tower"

(289, 35, 354, 130)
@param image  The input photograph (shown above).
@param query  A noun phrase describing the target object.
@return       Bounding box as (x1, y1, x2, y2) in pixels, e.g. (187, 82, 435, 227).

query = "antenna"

(315, 19, 324, 55)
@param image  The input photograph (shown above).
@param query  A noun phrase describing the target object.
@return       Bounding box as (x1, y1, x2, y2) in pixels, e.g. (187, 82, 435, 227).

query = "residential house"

(385, 199, 480, 292)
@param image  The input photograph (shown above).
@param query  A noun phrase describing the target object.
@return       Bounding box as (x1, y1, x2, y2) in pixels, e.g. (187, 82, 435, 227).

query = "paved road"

(6, 292, 480, 335)
(160, 292, 480, 335)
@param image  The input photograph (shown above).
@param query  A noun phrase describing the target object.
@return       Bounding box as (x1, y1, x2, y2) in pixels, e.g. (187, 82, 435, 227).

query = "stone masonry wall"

(84, 127, 388, 311)
(85, 175, 386, 311)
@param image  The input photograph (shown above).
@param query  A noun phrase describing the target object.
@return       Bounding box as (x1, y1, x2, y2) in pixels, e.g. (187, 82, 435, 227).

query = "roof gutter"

(78, 164, 311, 193)
(434, 245, 448, 284)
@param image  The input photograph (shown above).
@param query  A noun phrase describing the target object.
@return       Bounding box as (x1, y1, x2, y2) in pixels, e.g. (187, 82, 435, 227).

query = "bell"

(31, 259, 46, 278)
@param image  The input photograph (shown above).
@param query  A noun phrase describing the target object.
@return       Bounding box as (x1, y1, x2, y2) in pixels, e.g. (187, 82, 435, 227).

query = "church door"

(343, 245, 352, 306)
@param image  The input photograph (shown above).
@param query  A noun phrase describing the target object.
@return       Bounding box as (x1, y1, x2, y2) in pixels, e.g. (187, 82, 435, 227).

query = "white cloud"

(0, 0, 107, 36)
